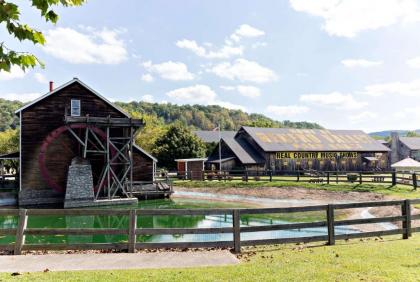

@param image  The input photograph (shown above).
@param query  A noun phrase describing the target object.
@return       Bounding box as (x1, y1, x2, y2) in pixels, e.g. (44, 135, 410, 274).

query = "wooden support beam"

(402, 200, 411, 239)
(14, 209, 28, 255)
(233, 210, 241, 254)
(327, 205, 335, 245)
(128, 209, 137, 253)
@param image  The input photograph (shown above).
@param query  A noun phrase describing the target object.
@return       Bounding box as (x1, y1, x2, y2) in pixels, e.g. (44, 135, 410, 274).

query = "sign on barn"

(276, 152, 359, 159)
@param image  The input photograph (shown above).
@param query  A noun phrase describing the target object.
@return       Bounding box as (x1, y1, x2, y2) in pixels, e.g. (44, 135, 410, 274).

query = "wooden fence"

(0, 199, 419, 255)
(170, 170, 418, 189)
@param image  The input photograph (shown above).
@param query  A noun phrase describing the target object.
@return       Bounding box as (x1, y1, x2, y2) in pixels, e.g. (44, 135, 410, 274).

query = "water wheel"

(38, 124, 110, 193)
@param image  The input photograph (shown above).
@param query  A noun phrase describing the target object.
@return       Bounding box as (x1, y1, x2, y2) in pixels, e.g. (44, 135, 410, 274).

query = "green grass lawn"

(3, 234, 419, 281)
(174, 180, 420, 200)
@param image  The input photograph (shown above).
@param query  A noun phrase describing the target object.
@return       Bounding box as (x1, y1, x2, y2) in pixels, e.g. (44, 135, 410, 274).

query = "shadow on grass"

(240, 236, 405, 255)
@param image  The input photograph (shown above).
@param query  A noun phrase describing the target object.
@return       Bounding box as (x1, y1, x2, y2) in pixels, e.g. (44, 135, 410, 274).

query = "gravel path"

(0, 251, 239, 273)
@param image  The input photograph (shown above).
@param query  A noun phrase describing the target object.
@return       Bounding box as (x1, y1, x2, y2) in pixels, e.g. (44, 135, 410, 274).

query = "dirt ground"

(174, 186, 419, 231)
(175, 186, 386, 202)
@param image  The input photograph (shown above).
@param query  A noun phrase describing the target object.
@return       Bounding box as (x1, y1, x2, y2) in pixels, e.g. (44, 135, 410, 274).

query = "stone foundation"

(19, 189, 64, 207)
(64, 160, 94, 208)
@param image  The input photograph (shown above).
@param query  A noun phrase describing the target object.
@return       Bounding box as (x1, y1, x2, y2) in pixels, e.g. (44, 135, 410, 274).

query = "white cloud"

(209, 59, 277, 83)
(349, 111, 378, 123)
(34, 73, 48, 84)
(142, 61, 194, 81)
(341, 59, 383, 68)
(230, 24, 265, 42)
(166, 85, 217, 104)
(300, 92, 367, 110)
(0, 92, 42, 102)
(141, 73, 154, 82)
(393, 107, 420, 119)
(266, 105, 309, 117)
(221, 85, 262, 98)
(0, 66, 26, 80)
(362, 79, 420, 97)
(220, 86, 236, 91)
(214, 101, 246, 111)
(141, 94, 154, 103)
(406, 56, 420, 68)
(289, 0, 420, 38)
(251, 42, 267, 49)
(43, 27, 127, 64)
(175, 24, 264, 59)
(166, 84, 245, 111)
(176, 39, 243, 59)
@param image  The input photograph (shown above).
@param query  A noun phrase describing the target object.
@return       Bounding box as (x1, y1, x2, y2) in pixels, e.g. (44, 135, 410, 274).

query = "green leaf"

(33, 31, 46, 45)
(0, 0, 86, 72)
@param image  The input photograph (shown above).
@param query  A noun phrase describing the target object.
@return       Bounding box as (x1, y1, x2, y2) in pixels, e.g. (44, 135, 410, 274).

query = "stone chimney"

(390, 131, 400, 164)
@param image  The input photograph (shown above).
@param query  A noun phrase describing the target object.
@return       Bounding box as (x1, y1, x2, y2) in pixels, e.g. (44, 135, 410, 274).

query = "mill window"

(71, 99, 81, 116)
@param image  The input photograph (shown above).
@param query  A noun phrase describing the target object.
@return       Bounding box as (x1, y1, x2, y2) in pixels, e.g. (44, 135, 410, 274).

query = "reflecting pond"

(0, 198, 358, 245)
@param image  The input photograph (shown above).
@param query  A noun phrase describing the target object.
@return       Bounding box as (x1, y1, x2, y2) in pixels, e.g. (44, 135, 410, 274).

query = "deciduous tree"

(0, 0, 85, 71)
(152, 123, 206, 170)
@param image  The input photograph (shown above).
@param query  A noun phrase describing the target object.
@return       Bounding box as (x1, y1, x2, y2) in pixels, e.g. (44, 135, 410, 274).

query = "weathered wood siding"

(20, 82, 126, 194)
(187, 161, 204, 172)
(132, 150, 154, 182)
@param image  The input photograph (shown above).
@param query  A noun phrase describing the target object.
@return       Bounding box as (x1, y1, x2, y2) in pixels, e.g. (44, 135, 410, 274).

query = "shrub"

(207, 172, 215, 181)
(347, 173, 358, 183)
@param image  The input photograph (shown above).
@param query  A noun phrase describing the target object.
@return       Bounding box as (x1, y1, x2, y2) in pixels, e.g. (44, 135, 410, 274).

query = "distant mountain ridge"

(369, 130, 420, 138)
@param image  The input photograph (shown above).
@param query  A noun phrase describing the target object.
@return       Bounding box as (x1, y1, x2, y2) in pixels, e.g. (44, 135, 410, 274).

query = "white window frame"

(71, 99, 81, 116)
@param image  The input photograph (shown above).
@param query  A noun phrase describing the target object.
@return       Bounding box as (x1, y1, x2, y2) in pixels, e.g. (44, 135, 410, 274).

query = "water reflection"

(0, 198, 358, 244)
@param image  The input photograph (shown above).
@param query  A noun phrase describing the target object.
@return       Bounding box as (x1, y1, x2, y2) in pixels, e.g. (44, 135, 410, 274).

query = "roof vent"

(49, 81, 54, 92)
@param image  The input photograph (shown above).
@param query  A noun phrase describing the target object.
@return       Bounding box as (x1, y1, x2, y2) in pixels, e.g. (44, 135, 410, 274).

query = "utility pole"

(218, 121, 222, 172)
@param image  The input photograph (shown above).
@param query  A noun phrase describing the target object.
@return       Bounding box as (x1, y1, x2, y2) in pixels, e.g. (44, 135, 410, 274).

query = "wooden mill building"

(15, 78, 157, 206)
(207, 126, 390, 172)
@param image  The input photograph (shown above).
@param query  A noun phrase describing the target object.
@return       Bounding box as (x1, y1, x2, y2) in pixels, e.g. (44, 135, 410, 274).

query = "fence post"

(269, 170, 272, 182)
(128, 209, 137, 253)
(326, 205, 335, 245)
(412, 173, 417, 190)
(401, 200, 411, 239)
(233, 210, 241, 253)
(245, 171, 248, 182)
(392, 171, 396, 186)
(359, 172, 362, 185)
(297, 171, 300, 182)
(327, 172, 330, 184)
(14, 209, 28, 255)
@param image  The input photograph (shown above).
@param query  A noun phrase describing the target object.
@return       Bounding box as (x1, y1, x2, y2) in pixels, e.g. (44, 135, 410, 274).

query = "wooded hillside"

(116, 101, 322, 131)
(0, 99, 23, 131)
(0, 99, 322, 132)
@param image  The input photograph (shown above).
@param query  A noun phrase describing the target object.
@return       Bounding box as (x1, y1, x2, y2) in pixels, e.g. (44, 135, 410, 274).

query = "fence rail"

(168, 170, 418, 189)
(0, 198, 418, 254)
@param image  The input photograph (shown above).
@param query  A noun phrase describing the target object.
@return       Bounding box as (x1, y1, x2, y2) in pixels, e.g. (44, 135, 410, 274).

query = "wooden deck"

(64, 116, 144, 128)
(130, 181, 174, 199)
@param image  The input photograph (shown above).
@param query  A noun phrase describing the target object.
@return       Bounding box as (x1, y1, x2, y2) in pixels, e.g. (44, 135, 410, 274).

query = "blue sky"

(2, 0, 420, 132)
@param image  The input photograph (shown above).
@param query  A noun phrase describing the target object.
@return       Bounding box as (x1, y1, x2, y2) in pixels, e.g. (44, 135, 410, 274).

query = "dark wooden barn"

(15, 78, 157, 206)
(207, 126, 390, 172)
